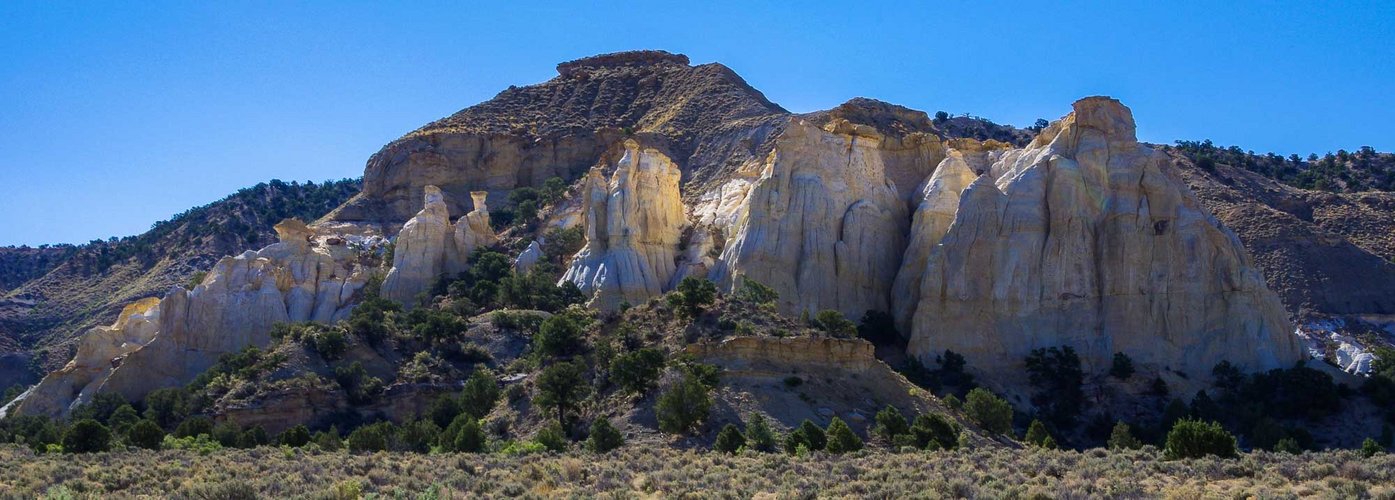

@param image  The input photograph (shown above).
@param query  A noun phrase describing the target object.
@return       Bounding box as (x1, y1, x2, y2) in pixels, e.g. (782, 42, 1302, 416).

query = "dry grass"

(2, 444, 1391, 499)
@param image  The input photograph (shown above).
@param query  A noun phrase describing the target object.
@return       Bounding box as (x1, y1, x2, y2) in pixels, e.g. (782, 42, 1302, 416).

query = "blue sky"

(1, 1, 1392, 246)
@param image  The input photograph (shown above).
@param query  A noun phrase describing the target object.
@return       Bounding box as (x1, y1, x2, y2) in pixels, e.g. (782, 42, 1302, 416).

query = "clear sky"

(1, 1, 1392, 246)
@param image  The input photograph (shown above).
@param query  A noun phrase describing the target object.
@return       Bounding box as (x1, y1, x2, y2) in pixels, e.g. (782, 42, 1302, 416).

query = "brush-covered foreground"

(2, 445, 1391, 499)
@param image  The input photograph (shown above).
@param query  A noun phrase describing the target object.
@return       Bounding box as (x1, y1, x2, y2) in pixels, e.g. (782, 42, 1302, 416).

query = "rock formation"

(712, 119, 910, 319)
(562, 140, 685, 310)
(4, 220, 374, 418)
(381, 187, 496, 306)
(895, 97, 1302, 383)
(514, 240, 543, 274)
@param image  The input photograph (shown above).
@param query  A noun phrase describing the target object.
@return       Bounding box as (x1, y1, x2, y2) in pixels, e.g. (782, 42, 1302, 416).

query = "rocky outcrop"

(896, 97, 1302, 382)
(562, 140, 685, 310)
(381, 187, 496, 306)
(711, 119, 910, 319)
(5, 220, 375, 418)
(683, 336, 880, 375)
(514, 240, 543, 274)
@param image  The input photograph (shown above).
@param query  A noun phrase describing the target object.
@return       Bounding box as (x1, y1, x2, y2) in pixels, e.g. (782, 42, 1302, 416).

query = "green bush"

(427, 394, 462, 428)
(1107, 421, 1142, 450)
(347, 422, 395, 453)
(534, 313, 586, 359)
(910, 413, 959, 451)
(1362, 437, 1384, 458)
(1164, 419, 1237, 459)
(824, 418, 862, 453)
(173, 416, 214, 438)
(610, 348, 666, 395)
(535, 422, 569, 452)
(744, 413, 778, 452)
(964, 388, 1013, 435)
(279, 425, 311, 447)
(874, 405, 909, 443)
(735, 278, 778, 305)
(656, 371, 712, 435)
(450, 417, 486, 453)
(586, 418, 625, 453)
(313, 427, 342, 451)
(813, 310, 856, 338)
(669, 277, 717, 317)
(211, 422, 241, 447)
(127, 419, 165, 450)
(460, 367, 500, 419)
(107, 404, 140, 436)
(143, 388, 191, 429)
(334, 361, 385, 405)
(714, 424, 746, 453)
(784, 419, 827, 453)
(62, 419, 111, 453)
(237, 426, 270, 448)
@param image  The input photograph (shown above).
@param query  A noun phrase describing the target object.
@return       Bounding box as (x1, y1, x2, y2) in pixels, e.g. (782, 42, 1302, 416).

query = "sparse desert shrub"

(825, 417, 863, 453)
(61, 419, 111, 453)
(656, 371, 712, 434)
(1165, 419, 1237, 459)
(714, 424, 745, 453)
(964, 388, 1013, 435)
(586, 417, 624, 453)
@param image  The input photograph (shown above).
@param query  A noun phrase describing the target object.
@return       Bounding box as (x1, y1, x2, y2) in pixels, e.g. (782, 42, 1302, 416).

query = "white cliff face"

(514, 240, 544, 274)
(890, 146, 1004, 334)
(6, 220, 374, 418)
(562, 140, 686, 310)
(381, 186, 496, 306)
(711, 119, 910, 319)
(896, 97, 1302, 383)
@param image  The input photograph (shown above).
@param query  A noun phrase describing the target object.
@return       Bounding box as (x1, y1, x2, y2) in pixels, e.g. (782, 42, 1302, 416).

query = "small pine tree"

(798, 420, 826, 451)
(586, 418, 624, 453)
(964, 388, 1013, 435)
(910, 413, 959, 451)
(714, 424, 746, 453)
(1164, 419, 1237, 459)
(873, 405, 909, 443)
(1024, 419, 1053, 448)
(427, 394, 462, 428)
(1110, 352, 1135, 380)
(460, 367, 501, 419)
(824, 417, 862, 453)
(127, 419, 165, 450)
(942, 394, 962, 410)
(656, 372, 712, 435)
(1107, 421, 1142, 451)
(314, 427, 342, 451)
(744, 413, 778, 452)
(452, 417, 486, 453)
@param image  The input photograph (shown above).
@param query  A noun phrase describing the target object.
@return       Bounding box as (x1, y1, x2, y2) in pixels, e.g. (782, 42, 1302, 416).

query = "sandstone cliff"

(711, 119, 912, 319)
(896, 97, 1302, 382)
(4, 220, 377, 418)
(381, 187, 496, 306)
(562, 140, 685, 310)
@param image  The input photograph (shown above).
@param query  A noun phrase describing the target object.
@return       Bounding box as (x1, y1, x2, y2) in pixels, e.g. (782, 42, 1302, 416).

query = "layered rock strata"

(895, 97, 1302, 381)
(562, 140, 686, 310)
